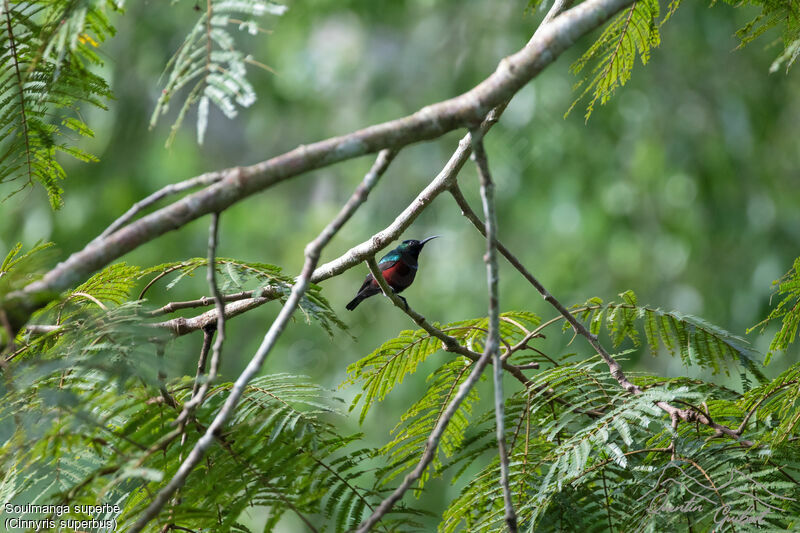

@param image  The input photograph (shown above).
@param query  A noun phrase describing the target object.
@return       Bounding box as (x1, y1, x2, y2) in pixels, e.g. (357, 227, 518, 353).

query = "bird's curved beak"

(420, 235, 440, 246)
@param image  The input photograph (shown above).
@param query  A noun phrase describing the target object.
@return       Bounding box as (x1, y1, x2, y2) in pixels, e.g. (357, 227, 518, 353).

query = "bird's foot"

(397, 295, 408, 310)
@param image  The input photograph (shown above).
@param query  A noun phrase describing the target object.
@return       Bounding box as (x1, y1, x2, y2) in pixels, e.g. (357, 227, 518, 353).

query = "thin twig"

(470, 129, 517, 532)
(175, 213, 226, 425)
(450, 184, 757, 447)
(190, 330, 214, 409)
(10, 0, 636, 318)
(356, 257, 498, 533)
(362, 257, 532, 387)
(146, 288, 277, 316)
(93, 172, 226, 244)
(128, 149, 396, 533)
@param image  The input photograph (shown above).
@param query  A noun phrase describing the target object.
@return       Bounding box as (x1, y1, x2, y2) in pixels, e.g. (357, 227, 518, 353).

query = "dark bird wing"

(354, 260, 397, 292)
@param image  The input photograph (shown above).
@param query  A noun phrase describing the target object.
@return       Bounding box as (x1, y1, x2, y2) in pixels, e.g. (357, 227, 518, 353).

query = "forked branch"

(129, 149, 396, 532)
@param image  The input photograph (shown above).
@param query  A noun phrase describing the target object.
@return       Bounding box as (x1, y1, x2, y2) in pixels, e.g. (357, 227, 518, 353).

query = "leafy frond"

(141, 256, 348, 336)
(2, 363, 424, 532)
(0, 241, 55, 297)
(378, 358, 477, 489)
(345, 326, 443, 424)
(344, 311, 541, 424)
(571, 290, 764, 380)
(0, 1, 117, 207)
(150, 0, 286, 146)
(725, 0, 800, 73)
(749, 256, 800, 363)
(740, 361, 800, 446)
(442, 363, 799, 532)
(567, 0, 663, 120)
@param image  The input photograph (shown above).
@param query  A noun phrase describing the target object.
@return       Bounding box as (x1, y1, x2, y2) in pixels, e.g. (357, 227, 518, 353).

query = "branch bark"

(356, 257, 499, 533)
(128, 149, 394, 532)
(450, 183, 757, 448)
(7, 0, 636, 322)
(91, 171, 226, 244)
(175, 213, 226, 425)
(470, 129, 516, 532)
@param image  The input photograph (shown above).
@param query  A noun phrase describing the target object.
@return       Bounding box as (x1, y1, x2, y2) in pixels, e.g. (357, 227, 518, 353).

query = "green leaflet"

(378, 358, 478, 490)
(572, 290, 764, 380)
(749, 256, 800, 363)
(567, 0, 662, 121)
(150, 0, 286, 146)
(345, 311, 541, 424)
(728, 0, 800, 73)
(0, 0, 117, 208)
(566, 0, 800, 119)
(740, 361, 800, 446)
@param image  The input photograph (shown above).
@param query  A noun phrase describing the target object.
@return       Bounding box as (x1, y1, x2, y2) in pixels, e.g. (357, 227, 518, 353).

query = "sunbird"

(345, 236, 440, 310)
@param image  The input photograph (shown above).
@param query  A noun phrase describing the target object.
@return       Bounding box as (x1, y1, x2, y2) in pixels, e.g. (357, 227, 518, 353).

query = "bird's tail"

(345, 294, 363, 311)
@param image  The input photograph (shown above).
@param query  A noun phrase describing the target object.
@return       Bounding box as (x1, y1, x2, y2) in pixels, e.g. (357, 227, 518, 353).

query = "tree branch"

(149, 288, 281, 335)
(362, 257, 531, 386)
(175, 213, 226, 425)
(128, 148, 395, 532)
(91, 171, 226, 244)
(449, 184, 757, 447)
(309, 108, 502, 284)
(356, 258, 498, 533)
(7, 0, 636, 321)
(146, 289, 277, 316)
(470, 129, 516, 532)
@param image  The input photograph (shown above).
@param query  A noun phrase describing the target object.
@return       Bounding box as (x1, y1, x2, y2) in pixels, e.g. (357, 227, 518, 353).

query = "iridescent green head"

(396, 235, 440, 256)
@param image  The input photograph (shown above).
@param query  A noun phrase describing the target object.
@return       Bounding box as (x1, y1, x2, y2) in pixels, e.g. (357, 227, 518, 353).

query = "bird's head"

(397, 235, 440, 257)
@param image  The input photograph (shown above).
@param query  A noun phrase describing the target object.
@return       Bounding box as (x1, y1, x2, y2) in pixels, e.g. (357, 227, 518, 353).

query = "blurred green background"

(2, 0, 799, 528)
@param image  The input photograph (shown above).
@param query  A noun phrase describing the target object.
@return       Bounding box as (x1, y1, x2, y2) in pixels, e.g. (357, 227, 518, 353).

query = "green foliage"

(567, 0, 664, 120)
(568, 0, 800, 118)
(344, 326, 443, 423)
(740, 361, 800, 446)
(572, 290, 765, 380)
(1, 362, 424, 531)
(727, 0, 800, 73)
(438, 355, 800, 532)
(345, 311, 541, 424)
(0, 0, 117, 208)
(379, 358, 478, 489)
(139, 257, 348, 336)
(8, 272, 800, 532)
(0, 241, 54, 297)
(749, 257, 800, 363)
(342, 298, 800, 532)
(5, 1, 800, 529)
(149, 0, 286, 146)
(27, 256, 347, 338)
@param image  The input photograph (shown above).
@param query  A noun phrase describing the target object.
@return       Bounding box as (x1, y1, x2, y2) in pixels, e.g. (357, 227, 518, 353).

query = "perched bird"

(346, 236, 439, 311)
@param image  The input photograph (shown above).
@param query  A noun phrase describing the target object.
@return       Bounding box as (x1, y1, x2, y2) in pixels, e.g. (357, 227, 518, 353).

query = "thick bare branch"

(150, 289, 281, 335)
(128, 149, 394, 532)
(92, 171, 226, 243)
(9, 0, 635, 318)
(146, 289, 275, 316)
